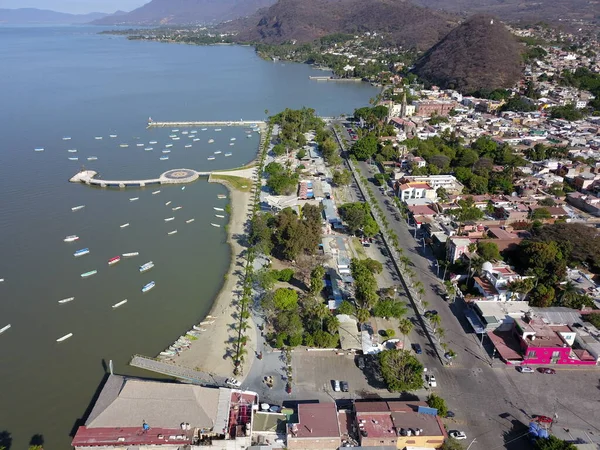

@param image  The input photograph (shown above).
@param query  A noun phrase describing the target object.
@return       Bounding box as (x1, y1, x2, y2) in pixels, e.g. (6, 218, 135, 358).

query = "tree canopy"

(378, 349, 424, 392)
(339, 202, 379, 237)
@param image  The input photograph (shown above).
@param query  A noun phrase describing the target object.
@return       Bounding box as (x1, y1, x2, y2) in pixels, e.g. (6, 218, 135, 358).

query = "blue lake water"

(0, 25, 377, 449)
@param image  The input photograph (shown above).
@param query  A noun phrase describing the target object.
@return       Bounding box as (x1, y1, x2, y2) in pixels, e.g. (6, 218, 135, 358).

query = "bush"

(426, 393, 448, 417)
(385, 328, 396, 338)
(378, 349, 423, 392)
(275, 268, 295, 282)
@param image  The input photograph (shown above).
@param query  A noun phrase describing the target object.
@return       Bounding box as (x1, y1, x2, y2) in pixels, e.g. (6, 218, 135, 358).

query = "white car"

(449, 431, 467, 440)
(517, 366, 535, 373)
(427, 374, 437, 388)
(333, 380, 341, 392)
(225, 378, 241, 387)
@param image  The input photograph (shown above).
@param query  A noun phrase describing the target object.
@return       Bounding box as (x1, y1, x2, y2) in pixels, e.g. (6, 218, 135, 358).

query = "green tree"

(337, 300, 356, 315)
(272, 143, 287, 156)
(441, 438, 465, 450)
(378, 349, 424, 392)
(350, 134, 378, 160)
(373, 298, 407, 319)
(477, 241, 501, 261)
(363, 258, 383, 274)
(534, 436, 577, 450)
(529, 284, 556, 307)
(310, 265, 326, 296)
(332, 169, 352, 186)
(398, 318, 413, 348)
(273, 288, 299, 311)
(426, 393, 448, 417)
(532, 208, 551, 220)
(275, 268, 295, 282)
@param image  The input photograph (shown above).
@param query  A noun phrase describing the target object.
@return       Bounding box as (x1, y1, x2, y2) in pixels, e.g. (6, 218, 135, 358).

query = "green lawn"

(210, 174, 253, 192)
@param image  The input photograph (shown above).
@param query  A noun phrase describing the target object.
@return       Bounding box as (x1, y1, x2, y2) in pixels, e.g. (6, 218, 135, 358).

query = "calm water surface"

(0, 25, 377, 449)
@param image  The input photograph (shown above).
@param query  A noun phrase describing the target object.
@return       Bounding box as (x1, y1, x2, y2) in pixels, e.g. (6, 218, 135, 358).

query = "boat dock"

(148, 120, 266, 128)
(70, 168, 207, 188)
(130, 354, 225, 386)
(308, 76, 362, 82)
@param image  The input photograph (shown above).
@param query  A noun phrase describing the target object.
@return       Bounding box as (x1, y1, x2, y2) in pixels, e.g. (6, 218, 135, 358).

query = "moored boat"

(71, 205, 85, 211)
(167, 230, 178, 235)
(63, 137, 71, 140)
(165, 144, 173, 148)
(207, 156, 215, 160)
(181, 186, 186, 191)
(201, 128, 207, 131)
(229, 143, 235, 146)
(95, 136, 103, 140)
(87, 156, 98, 161)
(139, 261, 154, 272)
(230, 137, 236, 141)
(182, 131, 189, 135)
(81, 270, 97, 278)
(217, 194, 227, 199)
(185, 144, 192, 148)
(211, 223, 221, 227)
(68, 157, 79, 161)
(152, 190, 161, 194)
(165, 201, 172, 206)
(108, 256, 121, 265)
(162, 150, 171, 153)
(136, 143, 144, 147)
(120, 223, 130, 228)
(142, 281, 155, 292)
(109, 134, 117, 138)
(208, 139, 214, 143)
(164, 217, 175, 222)
(224, 152, 232, 157)
(193, 138, 200, 141)
(214, 151, 222, 154)
(149, 140, 157, 144)
(64, 235, 79, 242)
(58, 297, 74, 304)
(34, 148, 44, 152)
(122, 252, 139, 257)
(0, 324, 12, 334)
(215, 128, 222, 131)
(56, 333, 73, 342)
(213, 207, 224, 211)
(119, 144, 129, 148)
(172, 137, 180, 140)
(160, 156, 169, 160)
(74, 248, 89, 257)
(186, 218, 195, 223)
(129, 197, 139, 201)
(68, 149, 77, 152)
(171, 129, 179, 132)
(145, 147, 153, 151)
(172, 206, 182, 211)
(215, 214, 225, 218)
(112, 300, 128, 309)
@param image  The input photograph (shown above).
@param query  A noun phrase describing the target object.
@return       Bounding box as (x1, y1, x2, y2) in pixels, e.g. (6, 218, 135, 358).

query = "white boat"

(34, 148, 44, 152)
(149, 141, 158, 144)
(74, 248, 89, 257)
(185, 144, 192, 148)
(191, 130, 197, 134)
(193, 138, 200, 142)
(152, 190, 161, 195)
(81, 270, 97, 278)
(247, 134, 252, 138)
(109, 134, 117, 138)
(201, 128, 207, 131)
(208, 139, 214, 143)
(64, 235, 79, 242)
(0, 279, 4, 283)
(112, 300, 128, 309)
(136, 143, 144, 147)
(230, 137, 236, 141)
(120, 144, 129, 148)
(215, 214, 225, 218)
(139, 261, 154, 272)
(224, 152, 232, 157)
(164, 217, 175, 222)
(165, 144, 173, 148)
(68, 149, 77, 153)
(229, 143, 235, 146)
(169, 134, 177, 138)
(160, 351, 176, 357)
(130, 197, 139, 202)
(165, 201, 172, 206)
(142, 281, 156, 293)
(172, 137, 180, 140)
(95, 136, 103, 140)
(215, 128, 222, 131)
(181, 186, 186, 191)
(162, 150, 171, 153)
(186, 218, 195, 223)
(182, 131, 189, 135)
(211, 223, 221, 227)
(87, 156, 98, 161)
(145, 147, 153, 151)
(160, 156, 169, 161)
(68, 157, 79, 161)
(58, 297, 75, 304)
(217, 194, 227, 199)
(172, 206, 182, 211)
(122, 252, 139, 257)
(213, 207, 224, 211)
(120, 223, 130, 228)
(207, 156, 215, 161)
(56, 333, 73, 342)
(63, 137, 71, 140)
(214, 151, 222, 154)
(171, 129, 179, 132)
(0, 324, 12, 334)
(168, 230, 178, 235)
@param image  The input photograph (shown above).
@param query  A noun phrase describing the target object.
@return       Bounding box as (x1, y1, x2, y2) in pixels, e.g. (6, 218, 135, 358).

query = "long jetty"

(130, 354, 225, 386)
(147, 120, 265, 128)
(69, 168, 207, 188)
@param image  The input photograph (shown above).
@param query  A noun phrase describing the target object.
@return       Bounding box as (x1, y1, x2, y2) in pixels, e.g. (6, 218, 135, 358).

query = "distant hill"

(229, 0, 457, 50)
(412, 0, 597, 22)
(0, 8, 109, 24)
(92, 0, 276, 25)
(413, 14, 523, 94)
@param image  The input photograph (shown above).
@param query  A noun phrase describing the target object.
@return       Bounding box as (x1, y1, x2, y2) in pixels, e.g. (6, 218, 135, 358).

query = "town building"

(413, 100, 455, 117)
(397, 175, 464, 194)
(287, 403, 342, 450)
(472, 261, 529, 302)
(397, 182, 437, 202)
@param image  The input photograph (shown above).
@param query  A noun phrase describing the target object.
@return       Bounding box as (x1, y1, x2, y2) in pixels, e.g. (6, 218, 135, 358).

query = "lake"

(0, 25, 377, 449)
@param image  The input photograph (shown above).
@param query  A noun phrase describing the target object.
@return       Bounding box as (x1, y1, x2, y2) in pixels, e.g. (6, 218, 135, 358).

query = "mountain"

(411, 0, 597, 22)
(413, 14, 523, 94)
(92, 0, 276, 25)
(229, 0, 457, 50)
(0, 8, 109, 24)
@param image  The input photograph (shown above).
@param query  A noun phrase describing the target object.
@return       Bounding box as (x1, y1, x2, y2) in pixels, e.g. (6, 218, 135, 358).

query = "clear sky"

(0, 0, 149, 14)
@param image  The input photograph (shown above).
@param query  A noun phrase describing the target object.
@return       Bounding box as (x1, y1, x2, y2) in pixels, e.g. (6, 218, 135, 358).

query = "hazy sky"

(0, 0, 149, 14)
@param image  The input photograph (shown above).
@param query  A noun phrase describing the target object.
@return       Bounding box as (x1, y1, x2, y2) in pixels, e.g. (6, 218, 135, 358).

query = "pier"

(130, 354, 225, 386)
(69, 168, 207, 188)
(148, 120, 265, 129)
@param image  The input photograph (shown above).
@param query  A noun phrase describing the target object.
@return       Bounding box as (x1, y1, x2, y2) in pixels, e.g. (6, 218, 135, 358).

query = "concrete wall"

(396, 435, 445, 448)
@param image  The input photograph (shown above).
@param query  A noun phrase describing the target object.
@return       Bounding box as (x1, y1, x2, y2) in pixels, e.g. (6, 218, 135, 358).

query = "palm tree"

(314, 302, 330, 328)
(559, 280, 579, 306)
(398, 318, 413, 349)
(435, 327, 445, 340)
(326, 316, 340, 334)
(429, 314, 442, 332)
(356, 307, 371, 324)
(444, 280, 457, 303)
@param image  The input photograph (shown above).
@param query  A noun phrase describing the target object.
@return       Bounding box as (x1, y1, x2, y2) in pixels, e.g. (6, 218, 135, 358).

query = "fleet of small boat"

(58, 297, 74, 304)
(81, 270, 97, 278)
(56, 333, 73, 342)
(112, 300, 128, 309)
(71, 205, 85, 211)
(108, 256, 121, 265)
(64, 235, 79, 242)
(139, 261, 154, 273)
(74, 248, 89, 257)
(142, 281, 155, 292)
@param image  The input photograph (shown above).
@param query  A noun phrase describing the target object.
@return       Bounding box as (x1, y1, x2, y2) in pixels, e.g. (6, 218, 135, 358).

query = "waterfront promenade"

(148, 120, 265, 128)
(69, 168, 206, 188)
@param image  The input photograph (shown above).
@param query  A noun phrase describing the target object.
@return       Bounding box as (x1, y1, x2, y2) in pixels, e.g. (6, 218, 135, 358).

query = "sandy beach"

(175, 167, 258, 378)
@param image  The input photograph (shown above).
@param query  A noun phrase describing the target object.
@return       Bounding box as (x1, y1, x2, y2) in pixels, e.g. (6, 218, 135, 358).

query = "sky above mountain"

(0, 0, 148, 14)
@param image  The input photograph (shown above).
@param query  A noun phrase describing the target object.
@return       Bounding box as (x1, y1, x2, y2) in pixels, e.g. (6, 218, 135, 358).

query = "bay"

(0, 25, 377, 449)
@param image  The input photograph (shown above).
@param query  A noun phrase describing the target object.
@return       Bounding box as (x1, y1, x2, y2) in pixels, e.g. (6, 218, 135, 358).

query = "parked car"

(424, 310, 439, 318)
(427, 374, 437, 388)
(225, 378, 241, 387)
(446, 410, 455, 418)
(356, 356, 366, 370)
(449, 431, 467, 440)
(412, 343, 423, 354)
(341, 381, 349, 392)
(333, 380, 341, 392)
(517, 366, 535, 373)
(538, 367, 556, 375)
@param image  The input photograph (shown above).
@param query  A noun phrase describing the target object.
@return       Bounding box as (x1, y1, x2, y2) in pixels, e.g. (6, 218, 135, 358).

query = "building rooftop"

(72, 426, 194, 448)
(391, 410, 446, 437)
(290, 403, 340, 439)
